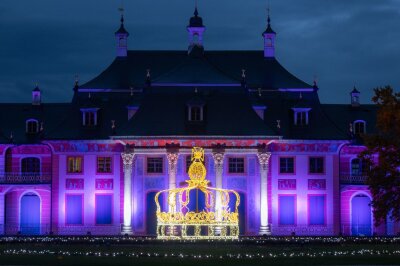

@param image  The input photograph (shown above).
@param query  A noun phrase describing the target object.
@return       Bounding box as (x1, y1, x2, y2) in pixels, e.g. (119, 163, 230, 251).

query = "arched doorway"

(229, 192, 246, 235)
(351, 194, 372, 236)
(20, 193, 40, 235)
(146, 191, 164, 235)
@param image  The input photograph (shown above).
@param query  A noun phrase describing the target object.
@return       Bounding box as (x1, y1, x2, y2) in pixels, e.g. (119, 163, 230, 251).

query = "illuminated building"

(0, 6, 397, 236)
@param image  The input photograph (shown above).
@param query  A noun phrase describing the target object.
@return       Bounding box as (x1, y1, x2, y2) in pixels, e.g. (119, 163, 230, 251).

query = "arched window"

(353, 120, 366, 135)
(119, 37, 127, 47)
(21, 157, 40, 174)
(193, 33, 199, 44)
(26, 119, 39, 134)
(265, 38, 273, 47)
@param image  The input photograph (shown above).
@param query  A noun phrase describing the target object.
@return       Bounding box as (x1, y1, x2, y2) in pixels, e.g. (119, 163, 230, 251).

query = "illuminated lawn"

(0, 236, 400, 265)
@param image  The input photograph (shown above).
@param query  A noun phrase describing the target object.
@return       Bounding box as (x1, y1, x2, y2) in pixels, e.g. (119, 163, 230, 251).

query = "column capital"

(166, 152, 179, 166)
(257, 152, 271, 171)
(121, 152, 135, 171)
(212, 152, 224, 167)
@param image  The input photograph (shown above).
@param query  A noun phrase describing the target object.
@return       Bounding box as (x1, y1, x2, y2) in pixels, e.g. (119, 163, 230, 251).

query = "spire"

(73, 74, 79, 92)
(189, 1, 204, 27)
(115, 7, 129, 35)
(187, 1, 206, 52)
(115, 6, 129, 57)
(262, 6, 276, 58)
(32, 83, 41, 105)
(263, 7, 275, 35)
(313, 75, 319, 91)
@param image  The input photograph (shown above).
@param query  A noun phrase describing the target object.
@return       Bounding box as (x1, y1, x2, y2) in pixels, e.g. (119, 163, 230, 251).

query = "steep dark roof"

(0, 49, 377, 142)
(118, 86, 277, 137)
(79, 50, 312, 90)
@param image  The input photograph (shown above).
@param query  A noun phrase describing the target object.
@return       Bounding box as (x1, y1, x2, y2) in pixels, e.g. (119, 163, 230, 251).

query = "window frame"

(227, 157, 246, 174)
(146, 157, 164, 175)
(308, 156, 325, 175)
(279, 157, 296, 175)
(353, 120, 366, 135)
(26, 119, 39, 134)
(350, 158, 368, 176)
(67, 156, 84, 174)
(80, 108, 99, 126)
(188, 105, 204, 122)
(292, 108, 311, 126)
(20, 157, 41, 174)
(96, 156, 113, 174)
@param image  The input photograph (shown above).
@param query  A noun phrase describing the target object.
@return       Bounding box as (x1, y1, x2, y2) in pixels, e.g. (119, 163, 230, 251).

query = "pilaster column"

(121, 151, 135, 235)
(258, 152, 271, 235)
(212, 152, 224, 223)
(167, 152, 179, 190)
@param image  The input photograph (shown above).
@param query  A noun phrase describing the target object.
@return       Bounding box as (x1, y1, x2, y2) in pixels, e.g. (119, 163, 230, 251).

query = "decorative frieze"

(95, 179, 114, 190)
(278, 179, 296, 190)
(308, 179, 326, 190)
(66, 178, 84, 190)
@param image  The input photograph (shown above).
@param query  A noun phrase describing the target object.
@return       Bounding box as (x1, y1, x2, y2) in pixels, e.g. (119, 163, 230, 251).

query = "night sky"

(0, 0, 399, 103)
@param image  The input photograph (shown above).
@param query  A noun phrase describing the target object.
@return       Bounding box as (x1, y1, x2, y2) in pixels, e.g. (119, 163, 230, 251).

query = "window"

(279, 195, 296, 225)
(265, 38, 273, 47)
(351, 158, 368, 176)
(295, 112, 307, 125)
(81, 108, 98, 126)
(95, 195, 112, 225)
(147, 157, 163, 174)
(292, 108, 311, 126)
(228, 158, 245, 173)
(188, 106, 203, 122)
(308, 195, 326, 225)
(85, 112, 95, 126)
(119, 37, 127, 47)
(67, 157, 83, 174)
(66, 194, 83, 225)
(309, 157, 324, 174)
(21, 157, 40, 173)
(97, 157, 112, 173)
(26, 119, 39, 134)
(354, 120, 366, 135)
(280, 157, 294, 174)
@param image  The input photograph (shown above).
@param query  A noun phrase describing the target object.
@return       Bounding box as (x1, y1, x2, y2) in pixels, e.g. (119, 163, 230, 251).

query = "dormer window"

(81, 108, 99, 126)
(292, 108, 311, 126)
(353, 120, 366, 135)
(26, 119, 39, 134)
(188, 105, 203, 122)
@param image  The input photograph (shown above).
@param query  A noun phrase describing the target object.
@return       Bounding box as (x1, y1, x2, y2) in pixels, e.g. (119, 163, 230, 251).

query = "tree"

(360, 86, 400, 226)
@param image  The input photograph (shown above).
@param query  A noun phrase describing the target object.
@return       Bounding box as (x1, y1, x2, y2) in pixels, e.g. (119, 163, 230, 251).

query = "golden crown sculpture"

(155, 147, 240, 240)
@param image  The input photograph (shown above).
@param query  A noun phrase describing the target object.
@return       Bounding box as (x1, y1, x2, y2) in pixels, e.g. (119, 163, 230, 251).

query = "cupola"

(187, 4, 206, 53)
(115, 11, 129, 58)
(262, 10, 276, 58)
(350, 87, 360, 107)
(32, 84, 41, 105)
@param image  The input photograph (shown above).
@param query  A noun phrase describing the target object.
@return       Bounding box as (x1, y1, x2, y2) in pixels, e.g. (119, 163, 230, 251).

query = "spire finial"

(313, 75, 318, 87)
(118, 5, 125, 24)
(267, 0, 271, 25)
(194, 0, 199, 16)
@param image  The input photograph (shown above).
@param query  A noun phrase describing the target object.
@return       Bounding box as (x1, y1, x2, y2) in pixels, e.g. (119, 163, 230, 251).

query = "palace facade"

(0, 7, 397, 236)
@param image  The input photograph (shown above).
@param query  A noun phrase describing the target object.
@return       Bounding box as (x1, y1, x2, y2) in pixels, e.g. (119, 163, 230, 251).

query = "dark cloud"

(0, 0, 399, 103)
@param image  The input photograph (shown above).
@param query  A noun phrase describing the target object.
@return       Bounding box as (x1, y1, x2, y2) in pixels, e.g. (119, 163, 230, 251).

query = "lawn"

(0, 236, 399, 265)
